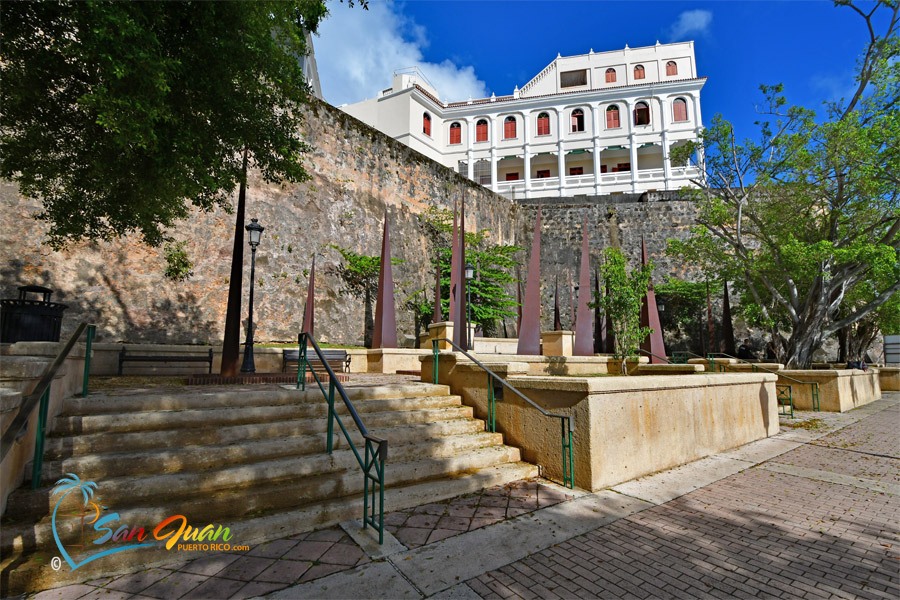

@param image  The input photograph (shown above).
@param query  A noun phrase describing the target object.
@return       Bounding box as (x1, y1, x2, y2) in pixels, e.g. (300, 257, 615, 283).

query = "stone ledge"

(506, 372, 776, 393)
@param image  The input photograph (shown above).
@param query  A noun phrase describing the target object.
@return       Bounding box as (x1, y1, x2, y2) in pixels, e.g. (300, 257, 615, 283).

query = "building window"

(560, 69, 587, 88)
(474, 160, 491, 185)
(634, 101, 650, 126)
(600, 165, 608, 174)
(673, 98, 688, 122)
(666, 61, 678, 76)
(476, 119, 488, 142)
(449, 122, 461, 144)
(457, 160, 468, 176)
(571, 109, 585, 133)
(423, 113, 432, 136)
(617, 162, 631, 172)
(569, 167, 584, 176)
(506, 173, 519, 181)
(605, 68, 616, 83)
(606, 105, 620, 129)
(504, 116, 517, 139)
(536, 169, 550, 178)
(537, 113, 550, 136)
(634, 65, 645, 80)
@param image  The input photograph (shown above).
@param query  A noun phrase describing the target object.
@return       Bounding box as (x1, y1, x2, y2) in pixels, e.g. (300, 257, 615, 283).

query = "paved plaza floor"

(23, 393, 899, 600)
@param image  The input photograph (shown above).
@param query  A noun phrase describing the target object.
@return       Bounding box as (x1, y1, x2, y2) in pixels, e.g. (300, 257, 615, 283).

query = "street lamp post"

(240, 218, 265, 373)
(465, 262, 475, 351)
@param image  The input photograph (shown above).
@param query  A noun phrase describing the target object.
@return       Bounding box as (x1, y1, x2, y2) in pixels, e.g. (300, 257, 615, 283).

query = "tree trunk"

(837, 327, 848, 363)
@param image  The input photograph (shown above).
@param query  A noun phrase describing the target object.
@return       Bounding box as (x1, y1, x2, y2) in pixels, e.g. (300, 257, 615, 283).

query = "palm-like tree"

(52, 474, 98, 551)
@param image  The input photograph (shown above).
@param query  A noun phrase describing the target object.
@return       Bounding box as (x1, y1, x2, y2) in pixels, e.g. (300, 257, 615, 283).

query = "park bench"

(118, 346, 214, 375)
(283, 348, 351, 374)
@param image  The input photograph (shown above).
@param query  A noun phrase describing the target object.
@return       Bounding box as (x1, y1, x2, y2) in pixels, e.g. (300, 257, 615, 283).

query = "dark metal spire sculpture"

(574, 217, 594, 356)
(301, 255, 315, 337)
(372, 214, 397, 348)
(517, 205, 542, 355)
(639, 235, 666, 363)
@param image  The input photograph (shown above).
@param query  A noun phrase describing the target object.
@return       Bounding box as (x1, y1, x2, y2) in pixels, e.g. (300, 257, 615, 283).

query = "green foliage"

(329, 245, 401, 300)
(0, 1, 345, 248)
(591, 248, 653, 371)
(163, 241, 193, 282)
(667, 1, 900, 367)
(418, 206, 521, 336)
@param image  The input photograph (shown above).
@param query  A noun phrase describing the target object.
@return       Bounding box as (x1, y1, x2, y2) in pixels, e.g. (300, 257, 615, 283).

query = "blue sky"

(316, 1, 885, 142)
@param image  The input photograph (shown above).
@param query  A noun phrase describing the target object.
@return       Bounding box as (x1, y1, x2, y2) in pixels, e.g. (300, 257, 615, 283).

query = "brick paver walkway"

(469, 401, 900, 600)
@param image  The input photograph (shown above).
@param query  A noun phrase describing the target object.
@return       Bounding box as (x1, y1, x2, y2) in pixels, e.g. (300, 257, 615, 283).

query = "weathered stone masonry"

(0, 100, 700, 346)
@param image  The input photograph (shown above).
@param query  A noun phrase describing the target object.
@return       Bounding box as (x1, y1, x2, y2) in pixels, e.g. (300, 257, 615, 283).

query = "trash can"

(0, 285, 69, 343)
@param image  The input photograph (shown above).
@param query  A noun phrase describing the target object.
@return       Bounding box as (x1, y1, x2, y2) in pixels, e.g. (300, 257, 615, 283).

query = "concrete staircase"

(0, 383, 536, 595)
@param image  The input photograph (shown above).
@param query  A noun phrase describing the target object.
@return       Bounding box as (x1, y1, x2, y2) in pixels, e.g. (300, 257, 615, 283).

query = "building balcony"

(486, 165, 700, 199)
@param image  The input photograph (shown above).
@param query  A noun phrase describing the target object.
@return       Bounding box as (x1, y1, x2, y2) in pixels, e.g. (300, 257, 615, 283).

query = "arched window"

(605, 68, 616, 83)
(537, 112, 550, 136)
(571, 109, 585, 133)
(449, 122, 461, 144)
(634, 65, 645, 80)
(666, 61, 678, 76)
(504, 116, 517, 139)
(476, 119, 488, 142)
(673, 98, 688, 122)
(605, 105, 620, 129)
(423, 113, 432, 136)
(633, 101, 650, 126)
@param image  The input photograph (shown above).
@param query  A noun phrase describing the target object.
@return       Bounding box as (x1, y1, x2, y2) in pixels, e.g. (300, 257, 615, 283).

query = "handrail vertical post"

(298, 334, 307, 391)
(81, 325, 95, 398)
(30, 387, 51, 489)
(326, 379, 335, 454)
(377, 440, 386, 544)
(487, 375, 495, 433)
(432, 339, 438, 384)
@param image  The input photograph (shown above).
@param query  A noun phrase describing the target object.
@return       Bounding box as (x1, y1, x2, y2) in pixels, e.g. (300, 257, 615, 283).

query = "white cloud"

(666, 9, 713, 42)
(314, 2, 488, 106)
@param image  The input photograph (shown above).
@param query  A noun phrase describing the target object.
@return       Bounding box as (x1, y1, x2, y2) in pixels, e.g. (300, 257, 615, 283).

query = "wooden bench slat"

(119, 347, 213, 375)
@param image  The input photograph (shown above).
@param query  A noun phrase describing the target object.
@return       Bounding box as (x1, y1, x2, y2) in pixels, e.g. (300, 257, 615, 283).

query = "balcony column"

(489, 116, 498, 187)
(466, 117, 474, 180)
(625, 99, 638, 193)
(659, 97, 672, 190)
(557, 110, 566, 197)
(591, 104, 602, 195)
(691, 94, 706, 175)
(523, 113, 532, 199)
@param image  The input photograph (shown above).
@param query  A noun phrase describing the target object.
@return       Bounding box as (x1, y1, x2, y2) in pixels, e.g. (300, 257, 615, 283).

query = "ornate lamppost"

(465, 262, 475, 351)
(240, 218, 265, 373)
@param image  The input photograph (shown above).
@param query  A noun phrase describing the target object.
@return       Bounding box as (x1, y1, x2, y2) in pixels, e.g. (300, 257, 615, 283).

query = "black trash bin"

(0, 285, 69, 343)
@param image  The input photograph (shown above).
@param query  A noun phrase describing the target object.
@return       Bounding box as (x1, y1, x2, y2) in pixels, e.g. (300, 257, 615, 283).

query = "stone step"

(3, 444, 524, 556)
(0, 461, 538, 596)
(35, 426, 503, 483)
(51, 395, 466, 435)
(44, 414, 483, 459)
(62, 384, 451, 414)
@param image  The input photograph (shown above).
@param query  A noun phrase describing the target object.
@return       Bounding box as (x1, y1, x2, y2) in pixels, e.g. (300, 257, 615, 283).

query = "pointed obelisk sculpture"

(301, 255, 316, 339)
(372, 215, 397, 348)
(593, 270, 605, 354)
(722, 281, 736, 356)
(448, 202, 460, 331)
(604, 282, 616, 354)
(706, 280, 714, 353)
(221, 149, 249, 376)
(517, 205, 542, 355)
(568, 270, 575, 327)
(639, 235, 666, 363)
(574, 217, 594, 356)
(553, 276, 562, 331)
(432, 260, 442, 323)
(516, 271, 523, 334)
(453, 199, 469, 349)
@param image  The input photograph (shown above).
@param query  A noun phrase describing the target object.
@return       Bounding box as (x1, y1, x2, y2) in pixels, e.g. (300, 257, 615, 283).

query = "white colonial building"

(341, 41, 706, 198)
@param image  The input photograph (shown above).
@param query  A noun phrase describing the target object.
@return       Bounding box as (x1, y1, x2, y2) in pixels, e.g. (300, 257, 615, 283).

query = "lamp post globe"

(240, 218, 265, 373)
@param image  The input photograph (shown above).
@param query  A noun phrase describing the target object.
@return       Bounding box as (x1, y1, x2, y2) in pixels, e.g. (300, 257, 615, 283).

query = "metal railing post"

(298, 334, 308, 391)
(30, 387, 51, 489)
(432, 339, 439, 384)
(326, 380, 335, 454)
(81, 325, 95, 397)
(487, 375, 495, 433)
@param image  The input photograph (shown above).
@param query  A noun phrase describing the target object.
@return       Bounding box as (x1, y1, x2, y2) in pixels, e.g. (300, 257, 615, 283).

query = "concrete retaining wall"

(426, 353, 777, 491)
(777, 369, 881, 412)
(878, 367, 899, 391)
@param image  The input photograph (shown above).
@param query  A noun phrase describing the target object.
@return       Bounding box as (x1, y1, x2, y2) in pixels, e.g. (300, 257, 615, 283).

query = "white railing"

(565, 174, 595, 187)
(494, 180, 526, 193)
(670, 166, 700, 179)
(600, 172, 632, 184)
(531, 177, 560, 189)
(637, 168, 665, 181)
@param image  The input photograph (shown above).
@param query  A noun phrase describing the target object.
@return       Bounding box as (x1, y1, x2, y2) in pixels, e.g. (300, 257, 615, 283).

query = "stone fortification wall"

(0, 100, 519, 346)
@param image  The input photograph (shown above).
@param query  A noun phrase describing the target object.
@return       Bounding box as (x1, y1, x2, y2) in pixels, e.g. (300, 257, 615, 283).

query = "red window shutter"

(606, 70, 615, 83)
(506, 173, 519, 181)
(537, 116, 549, 135)
(600, 165, 607, 173)
(569, 167, 583, 176)
(450, 126, 461, 144)
(476, 122, 487, 142)
(504, 120, 516, 139)
(606, 110, 614, 128)
(537, 170, 550, 179)
(667, 62, 677, 76)
(674, 100, 687, 122)
(571, 114, 578, 131)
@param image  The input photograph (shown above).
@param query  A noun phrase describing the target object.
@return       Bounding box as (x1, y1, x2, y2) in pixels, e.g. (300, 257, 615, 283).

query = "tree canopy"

(669, 1, 899, 367)
(1, 0, 338, 248)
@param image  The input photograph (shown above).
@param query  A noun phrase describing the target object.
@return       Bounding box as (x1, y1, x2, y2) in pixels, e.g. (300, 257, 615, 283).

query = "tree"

(655, 278, 710, 355)
(592, 248, 653, 374)
(328, 246, 401, 348)
(0, 0, 344, 248)
(419, 206, 520, 337)
(669, 1, 899, 368)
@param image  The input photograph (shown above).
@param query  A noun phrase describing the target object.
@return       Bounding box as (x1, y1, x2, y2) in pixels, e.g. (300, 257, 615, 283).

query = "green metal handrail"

(636, 348, 674, 364)
(776, 384, 794, 419)
(296, 332, 387, 543)
(707, 352, 820, 411)
(431, 338, 574, 489)
(0, 323, 97, 488)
